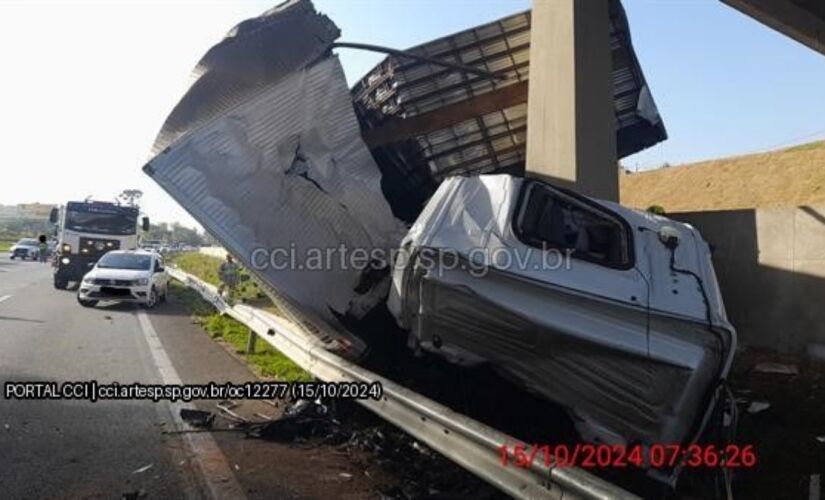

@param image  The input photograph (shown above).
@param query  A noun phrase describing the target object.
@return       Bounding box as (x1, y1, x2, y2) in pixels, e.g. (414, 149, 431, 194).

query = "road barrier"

(169, 267, 638, 500)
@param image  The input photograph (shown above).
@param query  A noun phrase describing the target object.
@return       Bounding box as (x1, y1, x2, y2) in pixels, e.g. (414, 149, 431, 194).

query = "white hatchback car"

(77, 250, 169, 308)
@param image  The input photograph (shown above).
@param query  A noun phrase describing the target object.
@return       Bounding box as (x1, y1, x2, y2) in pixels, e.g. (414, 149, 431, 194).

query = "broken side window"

(514, 181, 633, 269)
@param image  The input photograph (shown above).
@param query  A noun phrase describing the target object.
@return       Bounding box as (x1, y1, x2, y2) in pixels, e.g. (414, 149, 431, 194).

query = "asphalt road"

(0, 255, 386, 500)
(0, 255, 215, 498)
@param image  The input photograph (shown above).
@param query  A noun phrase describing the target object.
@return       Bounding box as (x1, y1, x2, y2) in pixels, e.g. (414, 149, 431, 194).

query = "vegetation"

(0, 217, 51, 245)
(620, 140, 825, 212)
(166, 252, 272, 307)
(143, 222, 210, 247)
(167, 252, 307, 381)
(646, 205, 666, 215)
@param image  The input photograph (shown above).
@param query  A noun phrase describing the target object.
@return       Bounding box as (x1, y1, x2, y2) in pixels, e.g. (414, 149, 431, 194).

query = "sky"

(0, 0, 823, 227)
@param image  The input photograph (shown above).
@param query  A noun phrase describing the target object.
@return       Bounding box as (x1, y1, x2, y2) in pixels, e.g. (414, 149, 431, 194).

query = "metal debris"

(131, 464, 154, 474)
(244, 399, 340, 442)
(747, 401, 771, 414)
(179, 408, 216, 428)
(754, 362, 799, 375)
(217, 400, 249, 424)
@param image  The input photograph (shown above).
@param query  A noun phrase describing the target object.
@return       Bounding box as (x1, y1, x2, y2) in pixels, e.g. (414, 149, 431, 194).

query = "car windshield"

(17, 239, 38, 246)
(96, 253, 152, 271)
(66, 210, 136, 236)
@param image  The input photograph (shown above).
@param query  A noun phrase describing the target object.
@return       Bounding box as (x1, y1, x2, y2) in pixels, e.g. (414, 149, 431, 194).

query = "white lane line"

(0, 295, 11, 304)
(136, 311, 246, 500)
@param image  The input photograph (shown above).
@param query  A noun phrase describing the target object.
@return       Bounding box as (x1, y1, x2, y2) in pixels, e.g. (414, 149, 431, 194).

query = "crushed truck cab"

(388, 174, 736, 451)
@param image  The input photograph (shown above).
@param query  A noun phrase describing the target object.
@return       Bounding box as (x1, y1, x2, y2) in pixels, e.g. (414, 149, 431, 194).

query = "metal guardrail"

(169, 267, 638, 500)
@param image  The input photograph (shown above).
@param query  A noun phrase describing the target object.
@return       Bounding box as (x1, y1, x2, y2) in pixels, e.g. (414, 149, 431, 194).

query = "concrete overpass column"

(526, 0, 618, 201)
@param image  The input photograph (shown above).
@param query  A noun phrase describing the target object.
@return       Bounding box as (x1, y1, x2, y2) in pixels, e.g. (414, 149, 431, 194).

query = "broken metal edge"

(168, 267, 639, 500)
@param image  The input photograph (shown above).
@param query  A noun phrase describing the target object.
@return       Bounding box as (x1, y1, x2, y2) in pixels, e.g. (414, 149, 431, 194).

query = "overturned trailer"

(144, 0, 735, 479)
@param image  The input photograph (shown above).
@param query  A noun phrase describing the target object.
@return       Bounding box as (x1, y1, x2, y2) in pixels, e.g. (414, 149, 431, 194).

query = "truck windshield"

(97, 253, 152, 270)
(66, 210, 136, 236)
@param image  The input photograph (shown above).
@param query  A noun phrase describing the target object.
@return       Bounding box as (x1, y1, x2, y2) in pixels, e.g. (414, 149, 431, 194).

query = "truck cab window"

(515, 181, 632, 268)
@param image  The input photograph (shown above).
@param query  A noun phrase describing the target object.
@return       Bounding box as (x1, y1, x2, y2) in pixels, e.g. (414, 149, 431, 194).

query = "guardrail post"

(245, 327, 257, 354)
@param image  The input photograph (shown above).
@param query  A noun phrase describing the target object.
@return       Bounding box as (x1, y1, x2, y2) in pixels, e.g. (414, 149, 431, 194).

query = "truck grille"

(78, 237, 120, 257)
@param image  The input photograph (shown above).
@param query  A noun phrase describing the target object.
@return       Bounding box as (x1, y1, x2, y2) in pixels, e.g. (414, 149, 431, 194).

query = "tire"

(142, 287, 158, 309)
(9, 255, 14, 260)
(54, 277, 69, 290)
(77, 296, 97, 308)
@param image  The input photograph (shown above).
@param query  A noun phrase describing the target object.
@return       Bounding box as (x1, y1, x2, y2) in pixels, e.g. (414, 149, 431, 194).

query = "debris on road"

(179, 408, 215, 428)
(217, 400, 250, 424)
(131, 463, 154, 474)
(754, 362, 800, 375)
(746, 401, 771, 414)
(244, 399, 340, 443)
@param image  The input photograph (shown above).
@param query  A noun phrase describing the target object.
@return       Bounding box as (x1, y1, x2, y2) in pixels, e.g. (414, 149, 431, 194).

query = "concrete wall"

(671, 204, 825, 353)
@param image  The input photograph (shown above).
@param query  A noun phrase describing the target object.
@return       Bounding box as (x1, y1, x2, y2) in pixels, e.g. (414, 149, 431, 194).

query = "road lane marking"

(0, 295, 11, 304)
(136, 310, 246, 500)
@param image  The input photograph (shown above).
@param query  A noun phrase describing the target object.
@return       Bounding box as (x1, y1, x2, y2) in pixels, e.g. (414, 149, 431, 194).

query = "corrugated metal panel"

(145, 55, 404, 330)
(351, 0, 666, 221)
(150, 0, 340, 157)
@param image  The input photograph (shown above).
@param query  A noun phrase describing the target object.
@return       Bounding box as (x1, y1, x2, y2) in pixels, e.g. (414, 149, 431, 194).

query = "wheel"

(77, 296, 98, 308)
(9, 255, 14, 260)
(54, 277, 69, 290)
(142, 287, 158, 309)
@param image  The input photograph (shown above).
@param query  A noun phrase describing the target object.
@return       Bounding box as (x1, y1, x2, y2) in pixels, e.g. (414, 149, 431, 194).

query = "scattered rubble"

(753, 362, 800, 375)
(746, 401, 771, 414)
(179, 408, 215, 429)
(131, 464, 154, 475)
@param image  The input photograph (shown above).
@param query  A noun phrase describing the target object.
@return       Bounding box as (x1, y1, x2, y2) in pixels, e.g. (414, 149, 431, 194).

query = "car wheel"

(9, 255, 14, 260)
(77, 296, 98, 308)
(54, 278, 69, 290)
(143, 287, 158, 309)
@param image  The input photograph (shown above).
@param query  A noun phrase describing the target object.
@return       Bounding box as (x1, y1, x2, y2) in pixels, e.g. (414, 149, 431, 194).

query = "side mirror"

(49, 208, 59, 224)
(142, 217, 150, 232)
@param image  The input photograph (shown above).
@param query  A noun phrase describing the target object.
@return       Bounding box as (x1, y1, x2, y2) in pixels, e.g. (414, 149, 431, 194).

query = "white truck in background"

(49, 201, 149, 289)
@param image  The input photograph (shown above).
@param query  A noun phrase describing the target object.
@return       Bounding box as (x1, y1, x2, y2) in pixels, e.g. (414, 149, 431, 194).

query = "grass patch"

(169, 261, 309, 382)
(166, 252, 276, 311)
(0, 241, 12, 252)
(783, 140, 825, 153)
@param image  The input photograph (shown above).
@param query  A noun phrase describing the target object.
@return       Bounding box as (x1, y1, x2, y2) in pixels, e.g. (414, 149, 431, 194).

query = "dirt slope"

(620, 141, 825, 212)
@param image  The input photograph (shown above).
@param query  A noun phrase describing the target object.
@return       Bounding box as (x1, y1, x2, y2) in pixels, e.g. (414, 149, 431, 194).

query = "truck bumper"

(54, 255, 98, 282)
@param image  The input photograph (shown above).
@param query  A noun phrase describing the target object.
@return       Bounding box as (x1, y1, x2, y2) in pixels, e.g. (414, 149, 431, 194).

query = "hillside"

(620, 140, 825, 212)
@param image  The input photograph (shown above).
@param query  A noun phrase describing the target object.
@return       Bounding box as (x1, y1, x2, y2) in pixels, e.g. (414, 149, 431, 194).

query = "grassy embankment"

(167, 252, 309, 382)
(0, 241, 12, 252)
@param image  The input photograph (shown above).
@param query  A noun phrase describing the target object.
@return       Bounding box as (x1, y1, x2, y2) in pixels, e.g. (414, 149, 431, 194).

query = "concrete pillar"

(526, 0, 618, 201)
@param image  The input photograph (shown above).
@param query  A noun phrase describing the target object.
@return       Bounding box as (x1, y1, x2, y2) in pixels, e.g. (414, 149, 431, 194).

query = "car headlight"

(62, 243, 71, 253)
(61, 257, 70, 265)
(137, 278, 149, 286)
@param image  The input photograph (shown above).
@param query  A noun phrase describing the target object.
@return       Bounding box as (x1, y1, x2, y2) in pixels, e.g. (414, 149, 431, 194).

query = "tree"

(118, 189, 143, 207)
